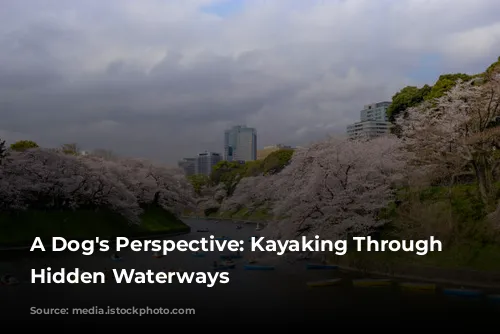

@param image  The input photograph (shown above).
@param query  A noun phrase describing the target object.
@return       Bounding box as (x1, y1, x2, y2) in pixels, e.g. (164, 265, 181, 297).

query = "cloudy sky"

(1, 0, 499, 163)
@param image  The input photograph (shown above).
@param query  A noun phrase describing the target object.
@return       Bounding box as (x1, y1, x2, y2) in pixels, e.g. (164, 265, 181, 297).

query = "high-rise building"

(346, 101, 393, 139)
(195, 151, 222, 176)
(177, 158, 196, 176)
(224, 125, 257, 162)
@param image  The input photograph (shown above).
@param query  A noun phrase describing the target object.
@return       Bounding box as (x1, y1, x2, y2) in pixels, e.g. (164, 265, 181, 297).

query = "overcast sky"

(1, 0, 499, 163)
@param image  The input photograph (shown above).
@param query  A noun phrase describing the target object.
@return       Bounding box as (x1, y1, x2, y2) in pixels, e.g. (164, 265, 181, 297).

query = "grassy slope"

(0, 206, 189, 247)
(335, 183, 500, 272)
(206, 183, 500, 272)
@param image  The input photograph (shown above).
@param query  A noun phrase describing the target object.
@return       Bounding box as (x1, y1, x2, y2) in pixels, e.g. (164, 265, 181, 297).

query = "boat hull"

(443, 288, 482, 297)
(488, 294, 500, 302)
(353, 279, 392, 287)
(399, 282, 436, 291)
(307, 278, 342, 287)
(244, 265, 275, 271)
(306, 263, 338, 270)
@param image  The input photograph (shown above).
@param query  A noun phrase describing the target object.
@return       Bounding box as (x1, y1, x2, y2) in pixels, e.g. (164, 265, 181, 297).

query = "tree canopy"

(10, 140, 39, 152)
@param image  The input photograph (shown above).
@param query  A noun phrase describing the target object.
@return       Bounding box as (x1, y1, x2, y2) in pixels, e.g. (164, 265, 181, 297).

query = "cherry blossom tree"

(220, 175, 275, 216)
(196, 183, 228, 213)
(0, 148, 196, 224)
(0, 138, 8, 165)
(260, 135, 407, 241)
(83, 156, 196, 215)
(396, 75, 500, 205)
(0, 149, 141, 223)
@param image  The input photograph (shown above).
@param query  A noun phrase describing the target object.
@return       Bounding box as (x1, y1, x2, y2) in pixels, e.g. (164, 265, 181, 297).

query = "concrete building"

(224, 125, 257, 162)
(346, 101, 393, 139)
(177, 158, 196, 176)
(195, 151, 222, 176)
(360, 101, 391, 122)
(347, 121, 393, 139)
(257, 144, 293, 160)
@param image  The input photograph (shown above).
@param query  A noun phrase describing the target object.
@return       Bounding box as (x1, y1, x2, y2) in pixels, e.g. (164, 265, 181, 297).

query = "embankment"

(0, 206, 190, 249)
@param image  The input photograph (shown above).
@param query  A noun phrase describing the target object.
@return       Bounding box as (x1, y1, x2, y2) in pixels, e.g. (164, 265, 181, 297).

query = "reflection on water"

(1, 219, 498, 324)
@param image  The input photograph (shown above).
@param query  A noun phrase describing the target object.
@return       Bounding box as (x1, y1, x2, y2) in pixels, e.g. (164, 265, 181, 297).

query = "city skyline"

(178, 125, 299, 175)
(1, 1, 499, 164)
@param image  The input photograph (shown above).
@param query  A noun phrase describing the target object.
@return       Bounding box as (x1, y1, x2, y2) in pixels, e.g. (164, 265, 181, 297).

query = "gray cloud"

(1, 0, 500, 163)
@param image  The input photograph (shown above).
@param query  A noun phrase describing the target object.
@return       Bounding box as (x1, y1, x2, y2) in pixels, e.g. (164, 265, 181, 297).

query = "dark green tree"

(261, 149, 294, 175)
(10, 140, 39, 151)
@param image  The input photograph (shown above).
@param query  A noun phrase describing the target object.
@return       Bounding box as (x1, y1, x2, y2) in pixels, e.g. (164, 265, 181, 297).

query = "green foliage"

(403, 185, 488, 224)
(10, 140, 39, 151)
(484, 56, 500, 79)
(0, 206, 188, 246)
(424, 73, 473, 101)
(261, 149, 294, 175)
(61, 143, 79, 155)
(388, 56, 499, 122)
(207, 149, 295, 194)
(187, 174, 210, 195)
(242, 160, 263, 177)
(387, 85, 431, 121)
(204, 207, 219, 217)
(210, 161, 246, 195)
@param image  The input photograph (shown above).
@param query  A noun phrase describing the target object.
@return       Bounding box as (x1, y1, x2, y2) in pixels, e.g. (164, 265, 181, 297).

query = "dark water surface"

(1, 219, 498, 326)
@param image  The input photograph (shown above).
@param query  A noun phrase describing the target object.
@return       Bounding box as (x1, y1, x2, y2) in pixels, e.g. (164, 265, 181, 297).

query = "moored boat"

(244, 265, 275, 271)
(443, 288, 482, 297)
(306, 263, 338, 270)
(306, 278, 342, 287)
(352, 278, 392, 287)
(220, 253, 242, 260)
(399, 282, 436, 291)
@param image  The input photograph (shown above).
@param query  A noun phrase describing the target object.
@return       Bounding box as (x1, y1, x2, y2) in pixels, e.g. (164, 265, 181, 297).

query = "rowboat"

(306, 278, 342, 287)
(352, 278, 392, 287)
(399, 282, 436, 291)
(244, 265, 275, 271)
(306, 263, 338, 270)
(443, 288, 482, 297)
(488, 294, 500, 302)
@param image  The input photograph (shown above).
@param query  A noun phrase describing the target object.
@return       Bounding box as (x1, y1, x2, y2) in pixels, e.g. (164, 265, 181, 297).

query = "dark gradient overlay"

(1, 219, 498, 327)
